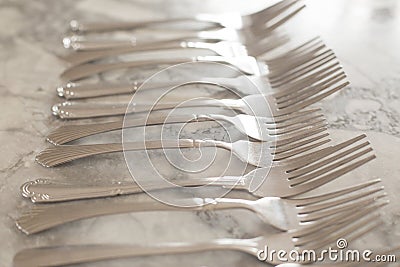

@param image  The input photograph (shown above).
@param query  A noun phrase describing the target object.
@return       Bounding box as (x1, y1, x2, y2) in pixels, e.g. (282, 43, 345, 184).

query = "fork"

(12, 207, 382, 266)
(69, 0, 301, 33)
(47, 108, 325, 145)
(15, 179, 386, 234)
(56, 74, 273, 100)
(35, 126, 331, 167)
(28, 134, 374, 200)
(58, 49, 339, 100)
(58, 40, 338, 100)
(52, 74, 348, 119)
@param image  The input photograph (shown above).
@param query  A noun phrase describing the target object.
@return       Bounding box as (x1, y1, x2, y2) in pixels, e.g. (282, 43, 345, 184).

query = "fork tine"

(269, 119, 328, 141)
(269, 50, 332, 82)
(251, 0, 302, 29)
(289, 148, 374, 186)
(273, 133, 330, 154)
(269, 117, 326, 135)
(282, 81, 350, 114)
(285, 134, 367, 171)
(288, 141, 371, 179)
(274, 138, 331, 161)
(274, 70, 343, 103)
(288, 179, 381, 206)
(307, 215, 382, 251)
(275, 72, 346, 108)
(274, 125, 328, 146)
(335, 205, 389, 247)
(303, 201, 387, 241)
(291, 154, 376, 194)
(264, 108, 322, 124)
(296, 210, 381, 248)
(253, 5, 306, 41)
(267, 5, 306, 31)
(294, 201, 386, 237)
(270, 54, 338, 88)
(275, 69, 345, 103)
(250, 0, 300, 23)
(300, 192, 386, 221)
(268, 50, 335, 82)
(273, 66, 342, 98)
(268, 44, 329, 73)
(269, 49, 334, 81)
(272, 63, 341, 97)
(267, 113, 325, 132)
(266, 37, 322, 63)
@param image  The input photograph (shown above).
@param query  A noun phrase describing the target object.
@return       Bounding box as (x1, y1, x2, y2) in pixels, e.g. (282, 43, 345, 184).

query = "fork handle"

(57, 82, 136, 99)
(21, 176, 244, 203)
(14, 238, 258, 267)
(57, 77, 248, 100)
(68, 39, 138, 51)
(64, 41, 183, 65)
(35, 139, 229, 167)
(64, 40, 216, 66)
(61, 57, 196, 81)
(57, 79, 226, 100)
(16, 197, 253, 234)
(53, 99, 229, 119)
(46, 113, 221, 145)
(70, 16, 222, 33)
(68, 29, 233, 51)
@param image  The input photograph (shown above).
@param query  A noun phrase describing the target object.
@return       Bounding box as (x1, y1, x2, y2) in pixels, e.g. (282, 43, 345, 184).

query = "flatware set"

(13, 1, 396, 266)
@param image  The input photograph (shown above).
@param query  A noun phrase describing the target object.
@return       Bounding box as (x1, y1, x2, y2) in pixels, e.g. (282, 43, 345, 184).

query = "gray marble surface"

(0, 0, 399, 266)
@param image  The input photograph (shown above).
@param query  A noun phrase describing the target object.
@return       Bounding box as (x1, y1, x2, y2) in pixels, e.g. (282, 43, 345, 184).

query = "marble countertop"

(0, 0, 399, 266)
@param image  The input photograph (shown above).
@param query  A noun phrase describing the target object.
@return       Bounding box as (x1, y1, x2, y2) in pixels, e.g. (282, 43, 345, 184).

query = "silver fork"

(56, 74, 273, 100)
(52, 73, 348, 119)
(15, 180, 386, 234)
(47, 108, 325, 145)
(267, 49, 340, 89)
(35, 127, 331, 167)
(69, 0, 301, 33)
(12, 208, 382, 266)
(57, 59, 340, 100)
(64, 23, 289, 51)
(27, 134, 374, 201)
